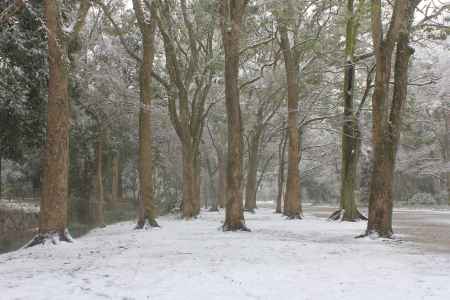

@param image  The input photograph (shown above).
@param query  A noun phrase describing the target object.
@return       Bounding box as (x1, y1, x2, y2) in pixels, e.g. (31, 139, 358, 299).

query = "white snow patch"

(1, 208, 450, 300)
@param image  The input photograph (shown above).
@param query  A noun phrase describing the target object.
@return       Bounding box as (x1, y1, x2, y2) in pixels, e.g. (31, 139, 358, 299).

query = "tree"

(27, 0, 91, 246)
(132, 0, 159, 229)
(329, 0, 368, 222)
(219, 0, 250, 231)
(364, 0, 419, 237)
(154, 0, 215, 219)
(276, 1, 302, 219)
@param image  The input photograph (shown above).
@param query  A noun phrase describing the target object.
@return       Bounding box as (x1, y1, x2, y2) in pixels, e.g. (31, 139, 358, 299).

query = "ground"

(1, 204, 450, 300)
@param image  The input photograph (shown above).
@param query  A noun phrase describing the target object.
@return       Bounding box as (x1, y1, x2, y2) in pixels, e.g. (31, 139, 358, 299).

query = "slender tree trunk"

(279, 22, 302, 219)
(444, 108, 450, 205)
(91, 133, 104, 226)
(217, 151, 226, 209)
(79, 157, 90, 223)
(111, 152, 120, 207)
(206, 154, 218, 211)
(276, 130, 287, 214)
(134, 0, 158, 229)
(244, 132, 260, 212)
(220, 0, 249, 231)
(0, 155, 2, 200)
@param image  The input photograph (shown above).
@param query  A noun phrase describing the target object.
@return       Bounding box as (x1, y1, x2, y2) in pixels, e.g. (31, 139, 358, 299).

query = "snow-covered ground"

(1, 206, 450, 300)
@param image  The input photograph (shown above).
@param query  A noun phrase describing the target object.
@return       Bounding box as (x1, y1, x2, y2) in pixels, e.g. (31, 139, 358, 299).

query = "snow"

(1, 206, 450, 300)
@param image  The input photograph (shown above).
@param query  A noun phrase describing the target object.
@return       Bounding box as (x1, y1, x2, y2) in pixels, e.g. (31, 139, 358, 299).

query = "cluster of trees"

(0, 0, 448, 245)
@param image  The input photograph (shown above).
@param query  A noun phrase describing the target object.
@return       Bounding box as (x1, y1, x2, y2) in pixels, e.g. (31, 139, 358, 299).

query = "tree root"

(222, 222, 251, 232)
(244, 208, 256, 214)
(355, 229, 393, 239)
(328, 209, 367, 222)
(25, 229, 74, 248)
(135, 217, 160, 230)
(284, 213, 302, 220)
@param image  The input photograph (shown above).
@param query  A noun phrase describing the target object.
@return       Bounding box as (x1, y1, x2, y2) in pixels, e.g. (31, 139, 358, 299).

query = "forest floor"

(1, 204, 450, 300)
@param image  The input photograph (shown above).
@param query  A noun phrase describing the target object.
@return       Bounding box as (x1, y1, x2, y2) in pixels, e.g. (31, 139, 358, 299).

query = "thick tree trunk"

(181, 142, 195, 218)
(244, 133, 260, 212)
(220, 0, 249, 231)
(193, 149, 201, 215)
(133, 0, 158, 229)
(29, 0, 72, 246)
(91, 133, 104, 226)
(279, 22, 302, 219)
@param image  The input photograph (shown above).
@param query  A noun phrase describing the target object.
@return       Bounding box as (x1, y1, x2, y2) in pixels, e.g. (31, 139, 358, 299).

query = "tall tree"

(132, 0, 159, 229)
(154, 0, 215, 219)
(329, 0, 367, 222)
(28, 0, 91, 246)
(220, 0, 250, 231)
(364, 0, 418, 237)
(277, 1, 302, 219)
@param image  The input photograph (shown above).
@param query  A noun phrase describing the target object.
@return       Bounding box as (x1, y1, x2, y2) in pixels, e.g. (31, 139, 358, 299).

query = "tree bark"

(220, 0, 249, 231)
(133, 0, 159, 229)
(279, 17, 302, 219)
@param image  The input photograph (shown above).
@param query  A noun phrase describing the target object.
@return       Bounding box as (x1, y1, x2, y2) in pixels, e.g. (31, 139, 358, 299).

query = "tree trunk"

(276, 129, 288, 214)
(91, 133, 104, 226)
(0, 155, 2, 200)
(30, 0, 72, 245)
(217, 151, 226, 209)
(181, 142, 195, 218)
(133, 0, 158, 229)
(79, 157, 90, 224)
(111, 152, 120, 208)
(220, 0, 249, 231)
(279, 21, 302, 219)
(244, 132, 260, 212)
(444, 107, 450, 205)
(193, 149, 201, 215)
(206, 154, 218, 211)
